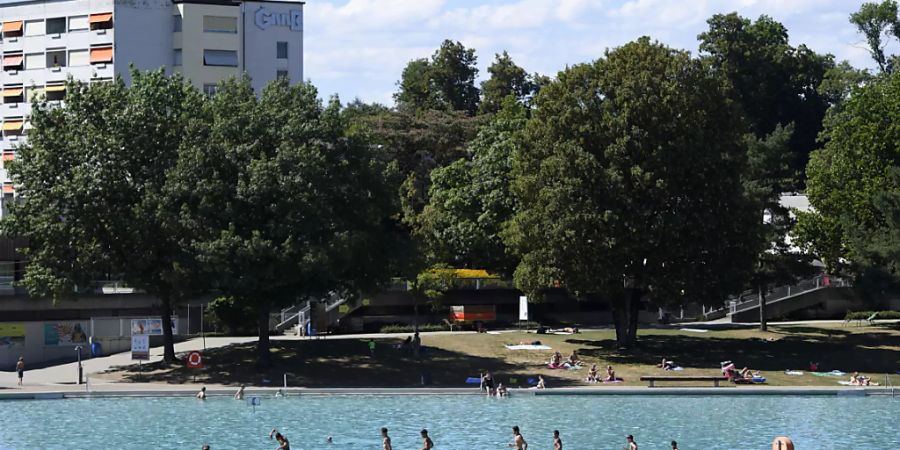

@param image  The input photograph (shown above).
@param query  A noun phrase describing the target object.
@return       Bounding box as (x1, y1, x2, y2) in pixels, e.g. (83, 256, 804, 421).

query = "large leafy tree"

(796, 70, 900, 290)
(395, 40, 480, 115)
(508, 37, 758, 348)
(418, 99, 525, 275)
(699, 13, 834, 187)
(479, 52, 541, 114)
(169, 77, 398, 366)
(850, 0, 900, 74)
(3, 70, 204, 362)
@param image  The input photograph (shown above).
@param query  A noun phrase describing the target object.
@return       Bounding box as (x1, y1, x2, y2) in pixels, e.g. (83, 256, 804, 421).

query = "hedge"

(844, 310, 900, 321)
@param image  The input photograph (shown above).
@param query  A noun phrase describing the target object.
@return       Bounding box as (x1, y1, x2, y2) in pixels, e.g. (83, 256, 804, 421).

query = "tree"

(699, 13, 834, 187)
(850, 0, 900, 73)
(507, 37, 758, 348)
(480, 52, 540, 114)
(796, 70, 900, 284)
(743, 126, 816, 331)
(418, 99, 525, 275)
(395, 40, 480, 115)
(3, 70, 205, 362)
(168, 77, 399, 366)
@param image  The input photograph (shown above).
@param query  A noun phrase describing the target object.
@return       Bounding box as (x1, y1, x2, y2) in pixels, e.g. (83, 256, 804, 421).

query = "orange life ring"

(772, 436, 794, 450)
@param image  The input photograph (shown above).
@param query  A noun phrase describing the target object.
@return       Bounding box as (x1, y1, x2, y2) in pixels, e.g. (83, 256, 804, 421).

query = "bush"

(206, 296, 257, 335)
(379, 323, 450, 334)
(844, 310, 900, 321)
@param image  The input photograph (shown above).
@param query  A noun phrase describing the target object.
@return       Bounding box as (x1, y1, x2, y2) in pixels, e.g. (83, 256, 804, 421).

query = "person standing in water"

(196, 386, 207, 400)
(625, 434, 638, 450)
(269, 429, 290, 450)
(234, 384, 245, 400)
(509, 426, 527, 450)
(420, 429, 433, 450)
(553, 430, 562, 450)
(381, 427, 392, 450)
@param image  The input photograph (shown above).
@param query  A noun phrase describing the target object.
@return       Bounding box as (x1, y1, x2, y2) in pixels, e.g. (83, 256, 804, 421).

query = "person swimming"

(510, 426, 528, 450)
(269, 429, 290, 450)
(196, 387, 207, 400)
(420, 429, 434, 450)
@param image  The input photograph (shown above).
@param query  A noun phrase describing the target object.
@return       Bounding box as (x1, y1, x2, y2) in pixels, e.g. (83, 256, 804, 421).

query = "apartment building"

(0, 0, 304, 214)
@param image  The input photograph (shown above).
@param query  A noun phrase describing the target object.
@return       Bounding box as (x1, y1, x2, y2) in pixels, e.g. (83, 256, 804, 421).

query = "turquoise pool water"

(1, 394, 897, 449)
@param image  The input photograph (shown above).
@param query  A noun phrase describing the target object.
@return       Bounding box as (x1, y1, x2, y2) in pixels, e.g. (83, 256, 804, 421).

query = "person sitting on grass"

(566, 350, 582, 367)
(604, 365, 617, 382)
(549, 352, 563, 368)
(850, 372, 879, 386)
(587, 364, 599, 383)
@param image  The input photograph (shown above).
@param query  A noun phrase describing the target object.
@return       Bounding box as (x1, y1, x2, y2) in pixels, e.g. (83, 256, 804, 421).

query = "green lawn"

(100, 322, 900, 388)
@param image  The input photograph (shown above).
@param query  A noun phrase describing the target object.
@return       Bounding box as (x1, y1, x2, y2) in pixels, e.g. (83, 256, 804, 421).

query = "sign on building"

(131, 318, 177, 336)
(254, 7, 302, 31)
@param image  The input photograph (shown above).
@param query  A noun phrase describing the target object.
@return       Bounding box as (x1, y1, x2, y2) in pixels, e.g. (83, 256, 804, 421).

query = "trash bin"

(91, 342, 103, 357)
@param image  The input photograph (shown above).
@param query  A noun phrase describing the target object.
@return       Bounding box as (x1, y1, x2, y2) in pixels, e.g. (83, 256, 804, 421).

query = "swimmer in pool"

(382, 427, 392, 450)
(196, 386, 207, 400)
(269, 429, 290, 450)
(420, 429, 433, 450)
(509, 426, 527, 450)
(553, 430, 562, 450)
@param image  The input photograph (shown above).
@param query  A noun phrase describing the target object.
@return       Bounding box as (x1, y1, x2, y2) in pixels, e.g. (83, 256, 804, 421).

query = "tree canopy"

(507, 37, 759, 347)
(395, 40, 480, 115)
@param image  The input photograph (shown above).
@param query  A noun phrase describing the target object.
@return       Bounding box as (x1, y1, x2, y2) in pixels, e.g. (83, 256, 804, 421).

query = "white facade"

(0, 0, 304, 213)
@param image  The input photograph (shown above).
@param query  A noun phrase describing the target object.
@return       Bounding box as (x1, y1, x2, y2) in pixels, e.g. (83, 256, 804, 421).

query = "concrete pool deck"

(0, 384, 893, 400)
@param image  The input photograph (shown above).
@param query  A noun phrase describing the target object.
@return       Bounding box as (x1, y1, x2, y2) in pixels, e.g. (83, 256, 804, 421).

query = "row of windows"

(172, 15, 239, 34)
(1, 46, 112, 71)
(172, 42, 290, 68)
(0, 13, 112, 40)
(2, 84, 67, 104)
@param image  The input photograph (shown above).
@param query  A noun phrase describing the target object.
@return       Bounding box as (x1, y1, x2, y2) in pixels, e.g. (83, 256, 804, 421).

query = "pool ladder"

(886, 373, 895, 398)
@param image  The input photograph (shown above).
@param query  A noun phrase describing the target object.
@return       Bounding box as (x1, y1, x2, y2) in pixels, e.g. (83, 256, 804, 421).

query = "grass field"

(99, 322, 900, 388)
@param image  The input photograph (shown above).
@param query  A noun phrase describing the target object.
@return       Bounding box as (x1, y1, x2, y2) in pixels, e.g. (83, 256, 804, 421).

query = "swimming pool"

(1, 394, 897, 449)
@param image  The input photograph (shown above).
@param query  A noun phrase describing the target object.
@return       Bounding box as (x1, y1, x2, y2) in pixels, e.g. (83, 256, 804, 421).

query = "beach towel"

(465, 377, 481, 384)
(603, 378, 624, 383)
(505, 344, 552, 350)
(784, 370, 804, 376)
(838, 380, 854, 385)
(680, 328, 709, 333)
(812, 370, 846, 377)
(669, 366, 684, 371)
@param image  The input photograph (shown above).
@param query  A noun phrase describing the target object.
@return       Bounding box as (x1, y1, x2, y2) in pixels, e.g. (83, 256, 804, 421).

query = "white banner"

(519, 296, 529, 321)
(131, 334, 150, 360)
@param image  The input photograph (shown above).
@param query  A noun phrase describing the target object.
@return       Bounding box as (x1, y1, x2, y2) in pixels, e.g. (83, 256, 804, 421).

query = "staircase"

(704, 275, 849, 322)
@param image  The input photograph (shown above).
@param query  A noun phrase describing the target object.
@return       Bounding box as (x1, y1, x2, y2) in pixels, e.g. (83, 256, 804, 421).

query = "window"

(45, 84, 66, 101)
(203, 16, 237, 33)
(173, 15, 183, 32)
(46, 49, 66, 68)
(173, 49, 182, 67)
(2, 53, 23, 71)
(203, 84, 218, 96)
(68, 49, 89, 66)
(68, 16, 89, 31)
(276, 70, 288, 80)
(91, 77, 113, 83)
(2, 21, 23, 38)
(2, 86, 24, 104)
(24, 19, 45, 36)
(89, 46, 113, 64)
(2, 118, 24, 137)
(24, 53, 45, 70)
(203, 49, 238, 67)
(46, 17, 66, 34)
(89, 13, 113, 30)
(276, 42, 288, 59)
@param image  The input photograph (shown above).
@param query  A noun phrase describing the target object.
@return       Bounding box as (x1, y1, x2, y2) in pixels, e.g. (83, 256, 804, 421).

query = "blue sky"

(304, 0, 884, 105)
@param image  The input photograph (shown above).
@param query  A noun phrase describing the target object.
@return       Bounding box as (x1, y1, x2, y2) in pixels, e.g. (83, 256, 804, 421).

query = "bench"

(640, 375, 729, 387)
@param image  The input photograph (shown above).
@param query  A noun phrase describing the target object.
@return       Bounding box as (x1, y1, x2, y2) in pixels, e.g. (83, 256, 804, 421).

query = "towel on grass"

(812, 370, 847, 377)
(838, 381, 854, 385)
(680, 328, 709, 333)
(784, 370, 804, 376)
(505, 344, 552, 350)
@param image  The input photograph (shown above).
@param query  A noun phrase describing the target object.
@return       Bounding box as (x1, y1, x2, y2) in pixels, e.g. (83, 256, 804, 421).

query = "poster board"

(0, 323, 24, 347)
(43, 322, 89, 346)
(131, 334, 150, 360)
(519, 296, 529, 321)
(130, 318, 177, 336)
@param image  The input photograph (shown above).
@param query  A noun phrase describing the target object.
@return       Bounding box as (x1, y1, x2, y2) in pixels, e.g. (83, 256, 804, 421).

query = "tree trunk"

(758, 285, 767, 332)
(160, 297, 177, 363)
(257, 301, 272, 368)
(612, 289, 642, 349)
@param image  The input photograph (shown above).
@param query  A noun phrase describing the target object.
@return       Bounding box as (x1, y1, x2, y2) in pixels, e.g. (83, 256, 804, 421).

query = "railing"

(729, 275, 848, 315)
(384, 276, 513, 291)
(275, 302, 310, 333)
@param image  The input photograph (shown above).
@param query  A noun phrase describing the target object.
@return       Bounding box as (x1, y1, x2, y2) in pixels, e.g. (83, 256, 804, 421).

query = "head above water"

(381, 427, 388, 435)
(420, 429, 428, 437)
(627, 435, 634, 442)
(671, 440, 678, 448)
(512, 426, 520, 434)
(554, 430, 559, 437)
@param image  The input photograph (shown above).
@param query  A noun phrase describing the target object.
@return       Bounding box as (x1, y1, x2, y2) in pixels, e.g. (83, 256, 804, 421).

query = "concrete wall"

(0, 320, 90, 369)
(114, 0, 173, 84)
(242, 1, 302, 91)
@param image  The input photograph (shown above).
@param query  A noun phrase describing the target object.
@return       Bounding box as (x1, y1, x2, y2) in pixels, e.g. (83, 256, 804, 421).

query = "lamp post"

(75, 345, 83, 385)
